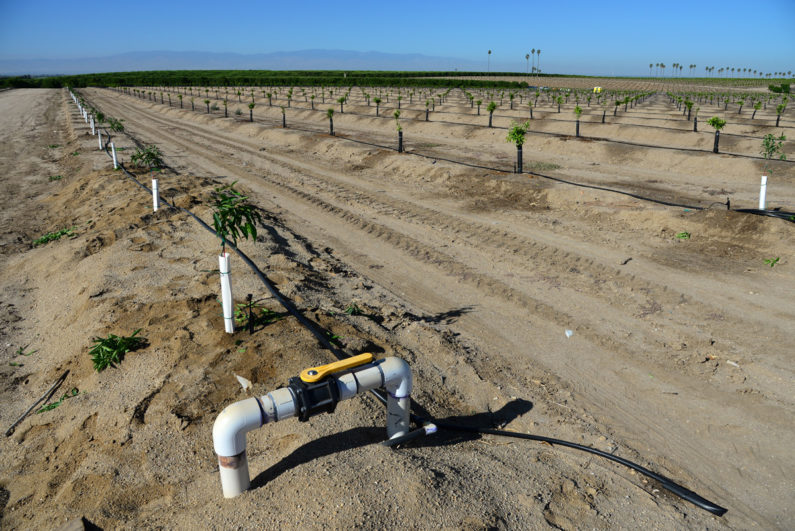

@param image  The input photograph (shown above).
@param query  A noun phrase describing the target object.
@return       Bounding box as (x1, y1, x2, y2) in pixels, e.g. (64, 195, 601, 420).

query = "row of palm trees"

(650, 62, 792, 79)
(487, 49, 542, 74)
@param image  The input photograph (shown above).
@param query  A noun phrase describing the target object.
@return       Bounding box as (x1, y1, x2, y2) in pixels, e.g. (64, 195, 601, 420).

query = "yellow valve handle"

(300, 353, 374, 383)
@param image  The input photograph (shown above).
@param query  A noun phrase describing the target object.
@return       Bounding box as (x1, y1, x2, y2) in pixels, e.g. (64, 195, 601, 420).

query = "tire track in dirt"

(88, 89, 790, 527)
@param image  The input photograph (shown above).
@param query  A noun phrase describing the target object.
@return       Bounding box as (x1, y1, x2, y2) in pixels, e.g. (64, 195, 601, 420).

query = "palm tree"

(526, 53, 531, 74)
(488, 50, 492, 73)
(487, 101, 497, 127)
(327, 108, 334, 135)
(536, 49, 541, 75)
(649, 63, 653, 77)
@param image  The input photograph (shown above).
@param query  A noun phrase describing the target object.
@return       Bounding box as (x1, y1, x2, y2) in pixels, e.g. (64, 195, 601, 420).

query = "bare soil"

(0, 86, 792, 530)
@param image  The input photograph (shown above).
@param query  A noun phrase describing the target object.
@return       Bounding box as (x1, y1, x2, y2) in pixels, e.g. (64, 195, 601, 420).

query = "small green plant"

(675, 232, 691, 240)
(49, 175, 63, 181)
(16, 346, 37, 356)
(33, 227, 74, 246)
(233, 302, 284, 327)
(764, 257, 780, 267)
(89, 329, 144, 371)
(36, 388, 79, 413)
(108, 117, 124, 132)
(130, 145, 164, 170)
(234, 108, 242, 116)
(47, 144, 60, 149)
(71, 151, 80, 156)
(345, 303, 363, 316)
(760, 133, 787, 175)
(210, 182, 263, 248)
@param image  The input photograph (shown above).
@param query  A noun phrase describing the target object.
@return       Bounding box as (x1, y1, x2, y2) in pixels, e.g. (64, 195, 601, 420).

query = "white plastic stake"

(111, 142, 118, 169)
(97, 129, 102, 150)
(759, 176, 767, 210)
(90, 117, 95, 135)
(152, 178, 159, 212)
(219, 253, 235, 334)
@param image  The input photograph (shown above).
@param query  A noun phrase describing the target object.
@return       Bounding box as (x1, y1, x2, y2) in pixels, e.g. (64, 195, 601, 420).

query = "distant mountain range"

(0, 49, 525, 76)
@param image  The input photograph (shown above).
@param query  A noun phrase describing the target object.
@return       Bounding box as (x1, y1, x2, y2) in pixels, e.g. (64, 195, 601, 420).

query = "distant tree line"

(1, 70, 533, 90)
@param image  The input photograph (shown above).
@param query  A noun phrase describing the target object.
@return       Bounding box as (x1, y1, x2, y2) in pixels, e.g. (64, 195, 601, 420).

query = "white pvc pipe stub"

(111, 143, 118, 169)
(152, 178, 159, 212)
(98, 129, 102, 150)
(219, 252, 235, 333)
(759, 175, 767, 210)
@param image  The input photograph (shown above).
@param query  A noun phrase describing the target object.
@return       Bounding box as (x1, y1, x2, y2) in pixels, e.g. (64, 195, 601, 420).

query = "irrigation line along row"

(81, 92, 728, 516)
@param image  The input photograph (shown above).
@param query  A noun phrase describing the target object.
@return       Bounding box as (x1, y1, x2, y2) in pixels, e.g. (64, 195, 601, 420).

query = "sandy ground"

(0, 86, 793, 530)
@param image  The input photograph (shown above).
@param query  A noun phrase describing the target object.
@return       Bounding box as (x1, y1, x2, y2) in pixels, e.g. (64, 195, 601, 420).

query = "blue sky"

(1, 0, 793, 76)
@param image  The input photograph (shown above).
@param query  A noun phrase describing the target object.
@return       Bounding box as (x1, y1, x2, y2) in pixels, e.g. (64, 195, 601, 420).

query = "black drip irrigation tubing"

(79, 92, 729, 517)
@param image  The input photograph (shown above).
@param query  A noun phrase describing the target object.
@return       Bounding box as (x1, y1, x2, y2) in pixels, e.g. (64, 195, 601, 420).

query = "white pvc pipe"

(219, 252, 234, 334)
(152, 178, 159, 212)
(213, 356, 412, 498)
(97, 129, 102, 150)
(111, 142, 118, 169)
(759, 175, 767, 210)
(90, 117, 95, 135)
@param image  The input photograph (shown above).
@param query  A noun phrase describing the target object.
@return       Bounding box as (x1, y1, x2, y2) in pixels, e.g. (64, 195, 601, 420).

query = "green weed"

(764, 257, 780, 267)
(89, 329, 145, 372)
(676, 232, 691, 240)
(33, 227, 74, 246)
(47, 144, 60, 149)
(49, 175, 63, 181)
(345, 303, 363, 316)
(36, 388, 79, 414)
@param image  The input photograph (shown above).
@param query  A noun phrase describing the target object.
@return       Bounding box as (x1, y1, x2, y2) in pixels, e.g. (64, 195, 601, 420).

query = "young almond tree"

(373, 97, 381, 116)
(204, 99, 210, 114)
(190, 97, 195, 111)
(310, 94, 315, 110)
(178, 94, 183, 108)
(487, 101, 498, 127)
(685, 99, 694, 121)
(425, 99, 431, 121)
(327, 108, 334, 136)
(752, 101, 762, 120)
(707, 116, 727, 153)
(528, 101, 533, 119)
(394, 110, 403, 152)
(248, 102, 255, 122)
(280, 106, 286, 128)
(775, 103, 786, 127)
(506, 121, 530, 173)
(476, 99, 483, 115)
(760, 133, 787, 177)
(337, 95, 346, 113)
(223, 99, 228, 117)
(574, 105, 582, 137)
(266, 92, 273, 107)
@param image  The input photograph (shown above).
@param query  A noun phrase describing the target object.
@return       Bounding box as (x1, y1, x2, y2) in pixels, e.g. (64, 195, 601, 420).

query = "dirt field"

(0, 86, 792, 530)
